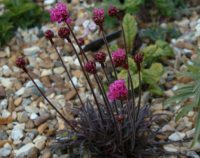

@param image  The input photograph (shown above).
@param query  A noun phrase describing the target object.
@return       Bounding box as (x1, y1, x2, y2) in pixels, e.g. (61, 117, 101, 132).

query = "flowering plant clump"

(16, 2, 177, 158)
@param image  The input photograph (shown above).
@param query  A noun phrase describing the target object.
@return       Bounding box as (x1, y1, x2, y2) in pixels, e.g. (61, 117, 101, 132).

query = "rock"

(71, 70, 82, 78)
(53, 67, 65, 74)
(2, 65, 12, 77)
(0, 77, 16, 89)
(25, 120, 35, 129)
(0, 86, 6, 99)
(27, 147, 39, 158)
(41, 149, 52, 158)
(15, 143, 35, 158)
(30, 113, 39, 120)
(0, 130, 8, 140)
(15, 87, 25, 96)
(17, 112, 29, 123)
(41, 69, 53, 77)
(34, 113, 49, 126)
(163, 144, 178, 152)
(14, 97, 22, 106)
(25, 106, 39, 114)
(186, 128, 195, 138)
(0, 99, 8, 110)
(168, 132, 185, 141)
(37, 123, 48, 134)
(161, 124, 175, 132)
(0, 143, 12, 157)
(186, 151, 200, 158)
(65, 90, 76, 101)
(44, 0, 55, 5)
(23, 46, 41, 56)
(72, 77, 78, 86)
(33, 135, 47, 150)
(11, 124, 25, 141)
(39, 59, 53, 69)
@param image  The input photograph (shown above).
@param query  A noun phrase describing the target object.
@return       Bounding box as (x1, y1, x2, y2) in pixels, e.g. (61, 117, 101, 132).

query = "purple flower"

(58, 27, 70, 39)
(107, 79, 128, 102)
(112, 48, 126, 67)
(50, 2, 71, 24)
(92, 8, 105, 27)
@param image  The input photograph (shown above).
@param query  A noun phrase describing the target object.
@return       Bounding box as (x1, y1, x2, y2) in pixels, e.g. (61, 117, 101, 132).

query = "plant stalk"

(50, 40, 84, 106)
(23, 67, 77, 132)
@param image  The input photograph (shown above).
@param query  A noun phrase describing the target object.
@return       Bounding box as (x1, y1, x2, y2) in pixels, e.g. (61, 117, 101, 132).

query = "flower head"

(84, 61, 97, 74)
(92, 8, 105, 27)
(50, 2, 71, 24)
(44, 30, 54, 40)
(112, 48, 126, 67)
(78, 38, 85, 46)
(16, 57, 27, 69)
(58, 27, 70, 39)
(108, 5, 119, 17)
(94, 51, 106, 64)
(107, 79, 128, 102)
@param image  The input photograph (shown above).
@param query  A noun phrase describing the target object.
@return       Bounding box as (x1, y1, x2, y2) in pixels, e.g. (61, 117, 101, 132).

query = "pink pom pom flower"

(112, 48, 126, 67)
(107, 79, 128, 102)
(50, 2, 71, 24)
(92, 8, 105, 28)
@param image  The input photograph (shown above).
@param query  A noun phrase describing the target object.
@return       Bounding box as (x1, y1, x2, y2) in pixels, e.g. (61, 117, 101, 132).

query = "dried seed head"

(84, 61, 97, 74)
(16, 57, 27, 69)
(44, 30, 54, 40)
(58, 27, 70, 39)
(94, 51, 106, 64)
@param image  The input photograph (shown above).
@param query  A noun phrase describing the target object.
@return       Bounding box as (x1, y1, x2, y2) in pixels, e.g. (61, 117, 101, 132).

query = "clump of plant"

(16, 3, 177, 157)
(0, 0, 49, 46)
(165, 50, 200, 146)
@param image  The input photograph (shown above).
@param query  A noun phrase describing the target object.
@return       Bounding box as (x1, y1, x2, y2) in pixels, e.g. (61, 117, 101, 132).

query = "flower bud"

(78, 38, 85, 46)
(58, 27, 70, 39)
(133, 53, 143, 65)
(92, 8, 105, 27)
(108, 5, 119, 17)
(16, 57, 27, 69)
(112, 48, 126, 67)
(44, 30, 54, 40)
(94, 51, 106, 64)
(84, 61, 97, 74)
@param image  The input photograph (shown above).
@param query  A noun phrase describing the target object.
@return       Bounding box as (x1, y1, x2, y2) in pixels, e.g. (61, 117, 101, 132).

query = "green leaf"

(124, 0, 145, 13)
(175, 104, 194, 121)
(122, 13, 137, 53)
(155, 0, 175, 17)
(143, 63, 164, 85)
(191, 112, 200, 147)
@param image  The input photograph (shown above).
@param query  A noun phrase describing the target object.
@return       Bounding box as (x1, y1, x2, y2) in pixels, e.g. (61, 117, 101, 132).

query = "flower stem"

(101, 29, 118, 79)
(136, 70, 142, 119)
(50, 40, 84, 106)
(68, 37, 104, 123)
(23, 67, 77, 132)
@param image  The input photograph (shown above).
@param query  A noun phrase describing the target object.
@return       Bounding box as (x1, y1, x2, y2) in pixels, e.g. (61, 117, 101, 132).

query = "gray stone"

(11, 124, 25, 141)
(15, 143, 35, 158)
(0, 143, 12, 157)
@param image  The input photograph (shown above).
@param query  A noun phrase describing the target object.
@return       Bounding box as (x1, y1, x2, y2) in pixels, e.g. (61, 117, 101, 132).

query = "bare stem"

(101, 29, 118, 79)
(50, 40, 84, 106)
(136, 70, 142, 119)
(23, 67, 77, 132)
(68, 38, 104, 123)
